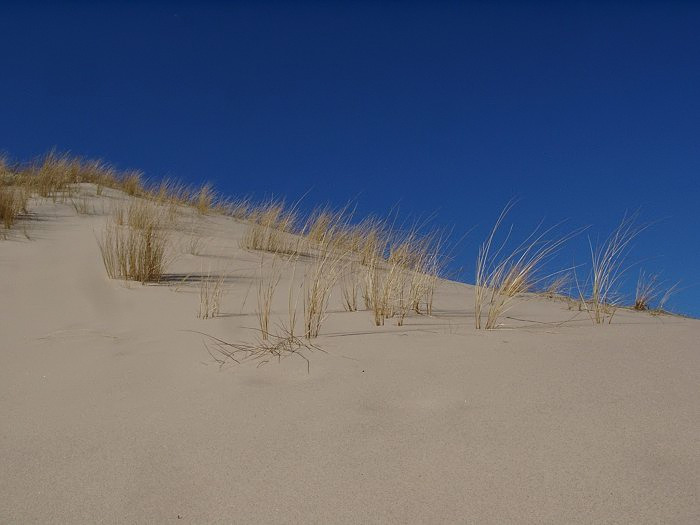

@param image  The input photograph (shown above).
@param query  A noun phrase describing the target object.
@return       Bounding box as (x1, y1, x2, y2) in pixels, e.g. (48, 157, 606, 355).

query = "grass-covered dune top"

(1, 151, 684, 327)
(1, 151, 698, 522)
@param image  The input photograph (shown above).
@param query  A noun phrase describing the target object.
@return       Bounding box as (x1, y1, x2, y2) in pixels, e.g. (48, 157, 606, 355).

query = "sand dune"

(1, 189, 698, 523)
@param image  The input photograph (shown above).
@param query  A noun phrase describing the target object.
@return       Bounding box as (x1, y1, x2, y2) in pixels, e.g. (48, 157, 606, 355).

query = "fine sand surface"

(1, 189, 698, 523)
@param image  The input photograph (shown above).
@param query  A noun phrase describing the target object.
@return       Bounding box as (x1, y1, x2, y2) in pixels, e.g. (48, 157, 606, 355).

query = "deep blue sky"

(2, 1, 699, 315)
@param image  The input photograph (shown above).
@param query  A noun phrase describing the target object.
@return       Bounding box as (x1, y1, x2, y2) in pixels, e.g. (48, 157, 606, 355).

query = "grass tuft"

(97, 199, 170, 283)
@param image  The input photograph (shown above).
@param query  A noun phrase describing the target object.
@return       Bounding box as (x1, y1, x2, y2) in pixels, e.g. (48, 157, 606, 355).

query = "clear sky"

(2, 1, 699, 315)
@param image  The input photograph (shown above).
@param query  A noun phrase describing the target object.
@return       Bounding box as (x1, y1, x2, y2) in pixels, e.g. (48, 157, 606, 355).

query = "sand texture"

(1, 190, 698, 523)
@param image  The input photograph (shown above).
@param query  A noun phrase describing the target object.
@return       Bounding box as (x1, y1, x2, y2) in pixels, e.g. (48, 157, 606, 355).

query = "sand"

(1, 189, 698, 523)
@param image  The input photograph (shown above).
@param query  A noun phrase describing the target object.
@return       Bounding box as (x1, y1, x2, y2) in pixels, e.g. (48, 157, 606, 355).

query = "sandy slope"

(1, 190, 698, 523)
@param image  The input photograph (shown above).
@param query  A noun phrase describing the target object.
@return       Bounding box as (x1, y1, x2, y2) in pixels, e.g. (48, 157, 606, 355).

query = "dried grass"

(475, 202, 580, 329)
(97, 199, 170, 283)
(198, 266, 226, 319)
(579, 212, 647, 324)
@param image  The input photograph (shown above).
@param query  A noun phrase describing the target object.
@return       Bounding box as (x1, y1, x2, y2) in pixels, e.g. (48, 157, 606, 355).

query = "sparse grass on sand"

(1, 150, 686, 348)
(198, 265, 226, 319)
(256, 255, 283, 340)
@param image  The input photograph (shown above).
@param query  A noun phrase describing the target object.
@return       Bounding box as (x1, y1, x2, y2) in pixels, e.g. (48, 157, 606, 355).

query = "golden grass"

(634, 270, 680, 314)
(475, 202, 580, 329)
(241, 200, 297, 253)
(121, 170, 144, 196)
(256, 255, 283, 340)
(634, 270, 659, 311)
(194, 183, 215, 214)
(579, 212, 647, 324)
(198, 265, 226, 319)
(341, 262, 360, 311)
(4, 149, 686, 333)
(0, 185, 28, 229)
(303, 228, 349, 338)
(360, 226, 444, 326)
(98, 199, 170, 283)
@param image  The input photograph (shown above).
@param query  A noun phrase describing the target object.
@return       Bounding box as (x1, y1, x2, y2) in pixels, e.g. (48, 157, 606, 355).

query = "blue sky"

(1, 2, 699, 315)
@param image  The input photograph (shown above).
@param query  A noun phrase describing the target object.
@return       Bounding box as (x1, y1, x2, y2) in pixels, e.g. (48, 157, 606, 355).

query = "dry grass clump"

(98, 199, 170, 283)
(541, 272, 571, 299)
(475, 203, 580, 329)
(634, 270, 680, 314)
(578, 212, 647, 324)
(634, 270, 659, 311)
(120, 170, 144, 196)
(194, 183, 215, 214)
(305, 206, 338, 243)
(241, 200, 297, 253)
(361, 227, 444, 326)
(303, 227, 351, 338)
(198, 266, 226, 319)
(220, 196, 252, 219)
(0, 184, 29, 229)
(23, 151, 76, 200)
(17, 152, 117, 202)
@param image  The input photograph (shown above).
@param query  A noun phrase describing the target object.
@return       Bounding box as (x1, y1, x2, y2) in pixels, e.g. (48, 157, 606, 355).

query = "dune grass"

(360, 225, 444, 326)
(341, 262, 360, 312)
(198, 265, 226, 319)
(2, 149, 688, 337)
(98, 199, 171, 283)
(241, 200, 297, 253)
(194, 183, 215, 214)
(634, 269, 681, 315)
(256, 255, 283, 340)
(475, 202, 581, 329)
(0, 185, 28, 229)
(578, 212, 647, 324)
(303, 223, 351, 338)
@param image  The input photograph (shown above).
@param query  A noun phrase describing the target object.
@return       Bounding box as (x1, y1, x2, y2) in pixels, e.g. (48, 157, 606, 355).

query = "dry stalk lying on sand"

(475, 202, 581, 329)
(97, 198, 171, 283)
(578, 212, 647, 324)
(195, 329, 323, 374)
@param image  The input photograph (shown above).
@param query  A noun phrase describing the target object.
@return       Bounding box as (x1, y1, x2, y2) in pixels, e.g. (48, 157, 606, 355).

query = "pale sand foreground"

(1, 191, 698, 523)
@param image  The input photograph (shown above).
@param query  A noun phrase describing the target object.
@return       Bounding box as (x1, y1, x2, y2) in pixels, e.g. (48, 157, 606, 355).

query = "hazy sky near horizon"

(1, 1, 699, 315)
